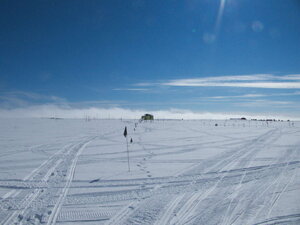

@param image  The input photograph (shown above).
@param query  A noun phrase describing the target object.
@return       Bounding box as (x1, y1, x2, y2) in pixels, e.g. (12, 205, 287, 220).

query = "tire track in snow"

(0, 142, 75, 224)
(244, 147, 300, 225)
(168, 129, 280, 225)
(104, 128, 279, 225)
(2, 158, 64, 225)
(46, 137, 95, 225)
(252, 213, 300, 225)
(154, 194, 185, 225)
(0, 137, 95, 225)
(105, 201, 139, 225)
(266, 145, 300, 219)
(222, 141, 299, 225)
(59, 160, 300, 210)
(266, 169, 297, 218)
(179, 129, 279, 224)
(57, 208, 116, 222)
(220, 128, 282, 225)
(1, 143, 72, 201)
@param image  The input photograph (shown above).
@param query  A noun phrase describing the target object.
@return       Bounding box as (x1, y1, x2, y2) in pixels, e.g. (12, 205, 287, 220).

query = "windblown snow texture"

(0, 118, 299, 225)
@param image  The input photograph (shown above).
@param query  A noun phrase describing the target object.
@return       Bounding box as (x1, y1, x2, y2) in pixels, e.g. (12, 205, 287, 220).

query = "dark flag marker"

(123, 126, 130, 172)
(123, 126, 127, 137)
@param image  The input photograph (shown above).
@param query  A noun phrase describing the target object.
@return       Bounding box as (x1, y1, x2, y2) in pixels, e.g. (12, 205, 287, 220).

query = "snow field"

(0, 118, 299, 224)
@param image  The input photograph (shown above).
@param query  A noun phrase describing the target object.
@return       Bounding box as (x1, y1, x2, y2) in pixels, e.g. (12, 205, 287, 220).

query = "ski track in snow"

(0, 119, 299, 224)
(46, 138, 96, 225)
(0, 135, 97, 224)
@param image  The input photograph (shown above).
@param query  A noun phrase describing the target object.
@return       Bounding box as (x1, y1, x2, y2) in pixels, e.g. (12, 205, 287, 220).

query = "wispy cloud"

(235, 99, 298, 109)
(113, 88, 149, 91)
(141, 74, 300, 89)
(0, 91, 66, 108)
(202, 91, 300, 99)
(133, 83, 160, 87)
(1, 84, 299, 120)
(172, 82, 300, 89)
(206, 94, 267, 99)
(2, 91, 66, 102)
(283, 74, 300, 80)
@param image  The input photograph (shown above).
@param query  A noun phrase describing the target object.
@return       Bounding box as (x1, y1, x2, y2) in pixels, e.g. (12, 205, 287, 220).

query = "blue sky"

(1, 0, 300, 119)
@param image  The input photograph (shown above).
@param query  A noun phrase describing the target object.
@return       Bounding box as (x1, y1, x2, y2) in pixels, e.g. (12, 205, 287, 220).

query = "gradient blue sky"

(1, 0, 300, 118)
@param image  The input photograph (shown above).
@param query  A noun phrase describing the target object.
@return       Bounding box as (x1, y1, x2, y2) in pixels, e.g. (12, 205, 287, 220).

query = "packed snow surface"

(0, 118, 299, 225)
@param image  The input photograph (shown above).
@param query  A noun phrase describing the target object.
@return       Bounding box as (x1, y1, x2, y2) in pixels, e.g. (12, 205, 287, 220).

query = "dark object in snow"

(130, 138, 133, 143)
(89, 179, 100, 183)
(35, 214, 43, 223)
(230, 117, 247, 120)
(124, 127, 130, 172)
(141, 114, 154, 120)
(123, 126, 127, 137)
(18, 214, 23, 221)
(215, 123, 218, 126)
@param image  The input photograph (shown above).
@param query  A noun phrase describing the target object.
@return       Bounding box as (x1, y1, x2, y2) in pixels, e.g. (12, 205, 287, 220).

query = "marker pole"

(126, 136, 130, 172)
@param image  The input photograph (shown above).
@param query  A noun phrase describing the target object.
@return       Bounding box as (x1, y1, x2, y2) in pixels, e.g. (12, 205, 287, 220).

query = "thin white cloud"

(204, 91, 300, 100)
(3, 91, 65, 101)
(238, 99, 293, 106)
(241, 94, 266, 98)
(206, 94, 267, 99)
(113, 88, 149, 91)
(160, 74, 300, 89)
(164, 81, 300, 89)
(135, 82, 158, 87)
(235, 99, 299, 109)
(0, 90, 66, 108)
(0, 96, 29, 107)
(283, 74, 300, 80)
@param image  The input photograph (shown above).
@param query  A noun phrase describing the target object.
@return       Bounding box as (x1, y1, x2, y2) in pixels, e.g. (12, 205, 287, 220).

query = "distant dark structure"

(141, 114, 154, 120)
(230, 117, 247, 120)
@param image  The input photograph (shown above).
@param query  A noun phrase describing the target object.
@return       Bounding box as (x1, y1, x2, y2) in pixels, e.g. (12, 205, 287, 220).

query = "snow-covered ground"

(0, 118, 299, 225)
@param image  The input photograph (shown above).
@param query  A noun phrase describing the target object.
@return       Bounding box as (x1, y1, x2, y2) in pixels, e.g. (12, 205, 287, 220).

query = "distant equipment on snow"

(141, 114, 154, 120)
(230, 117, 247, 120)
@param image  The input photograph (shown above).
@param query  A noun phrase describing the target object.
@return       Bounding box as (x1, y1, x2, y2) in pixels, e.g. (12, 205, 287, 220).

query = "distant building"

(230, 117, 247, 120)
(141, 114, 154, 120)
